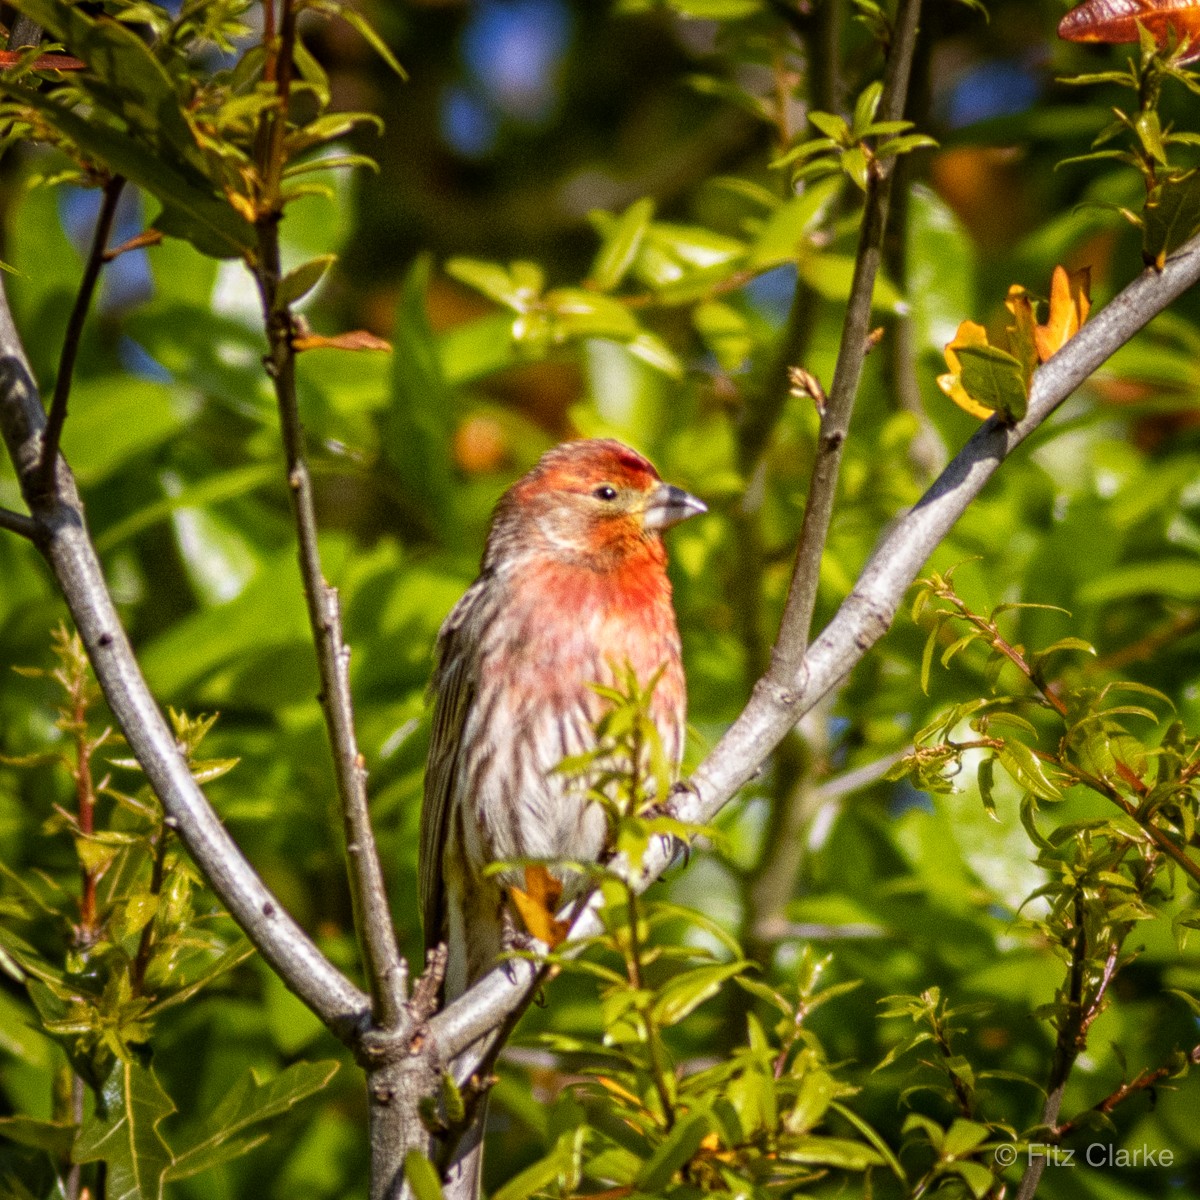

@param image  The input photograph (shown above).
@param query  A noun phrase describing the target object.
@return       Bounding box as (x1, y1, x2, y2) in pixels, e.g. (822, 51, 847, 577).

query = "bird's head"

(488, 438, 706, 570)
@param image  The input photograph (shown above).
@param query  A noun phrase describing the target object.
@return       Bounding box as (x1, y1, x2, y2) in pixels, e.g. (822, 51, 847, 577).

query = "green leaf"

(0, 1116, 76, 1156)
(1135, 109, 1168, 165)
(997, 741, 1062, 802)
(852, 82, 883, 136)
(978, 755, 998, 820)
(809, 110, 849, 142)
(61, 376, 184, 485)
(1144, 171, 1200, 264)
(337, 7, 407, 79)
(779, 1134, 884, 1169)
(952, 1159, 997, 1199)
(942, 1117, 989, 1158)
(635, 1108, 711, 1191)
(74, 1059, 176, 1200)
(278, 255, 336, 307)
(445, 258, 535, 310)
(955, 342, 1029, 422)
(746, 177, 841, 268)
(404, 1151, 445, 1200)
(384, 254, 459, 536)
(546, 288, 639, 341)
(0, 84, 254, 258)
(438, 312, 525, 384)
(829, 1101, 907, 1182)
(166, 1060, 339, 1181)
(626, 331, 684, 378)
(877, 133, 939, 158)
(651, 961, 747, 1026)
(12, 0, 209, 173)
(95, 461, 280, 552)
(492, 1127, 585, 1200)
(141, 940, 254, 1018)
(589, 197, 655, 291)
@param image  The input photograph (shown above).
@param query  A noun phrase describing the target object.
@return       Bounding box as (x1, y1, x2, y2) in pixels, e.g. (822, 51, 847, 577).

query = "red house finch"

(420, 438, 706, 999)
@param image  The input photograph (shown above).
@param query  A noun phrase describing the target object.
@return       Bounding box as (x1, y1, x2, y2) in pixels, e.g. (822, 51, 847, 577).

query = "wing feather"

(419, 581, 484, 956)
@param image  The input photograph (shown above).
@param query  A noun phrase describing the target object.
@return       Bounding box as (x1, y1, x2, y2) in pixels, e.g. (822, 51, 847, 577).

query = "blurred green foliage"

(4, 0, 1200, 1197)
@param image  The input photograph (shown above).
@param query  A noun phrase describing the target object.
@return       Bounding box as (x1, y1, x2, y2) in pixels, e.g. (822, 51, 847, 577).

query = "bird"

(420, 438, 706, 1001)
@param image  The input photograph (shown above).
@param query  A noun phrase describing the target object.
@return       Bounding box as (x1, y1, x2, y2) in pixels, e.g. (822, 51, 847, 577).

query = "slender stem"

(71, 687, 99, 939)
(772, 0, 924, 678)
(262, 0, 296, 211)
(0, 503, 36, 538)
(1015, 895, 1089, 1200)
(131, 829, 170, 994)
(253, 217, 405, 1029)
(248, 0, 404, 1033)
(36, 177, 123, 494)
(1054, 1044, 1200, 1139)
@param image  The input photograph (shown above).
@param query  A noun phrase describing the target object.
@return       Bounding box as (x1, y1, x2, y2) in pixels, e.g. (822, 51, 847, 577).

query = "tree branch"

(773, 0, 924, 677)
(0, 278, 371, 1042)
(0, 503, 36, 538)
(426, 230, 1200, 1060)
(36, 176, 123, 495)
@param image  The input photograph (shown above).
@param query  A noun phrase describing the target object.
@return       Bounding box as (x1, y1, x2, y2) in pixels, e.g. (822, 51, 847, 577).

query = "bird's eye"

(593, 485, 618, 501)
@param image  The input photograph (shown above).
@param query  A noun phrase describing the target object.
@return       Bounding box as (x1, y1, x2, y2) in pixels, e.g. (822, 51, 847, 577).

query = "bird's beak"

(642, 482, 707, 531)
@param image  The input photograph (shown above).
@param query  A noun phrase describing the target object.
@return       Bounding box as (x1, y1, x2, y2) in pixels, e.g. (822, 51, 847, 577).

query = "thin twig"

(36, 177, 123, 494)
(0, 503, 36, 538)
(772, 0, 924, 678)
(251, 8, 405, 1030)
(102, 228, 163, 262)
(1054, 1044, 1200, 1139)
(1015, 896, 1090, 1200)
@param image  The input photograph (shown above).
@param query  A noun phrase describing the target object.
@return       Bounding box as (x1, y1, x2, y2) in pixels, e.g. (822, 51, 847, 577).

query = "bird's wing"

(419, 599, 476, 958)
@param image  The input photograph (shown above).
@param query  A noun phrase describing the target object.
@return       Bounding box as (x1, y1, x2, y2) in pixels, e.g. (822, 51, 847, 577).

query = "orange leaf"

(292, 329, 393, 353)
(0, 50, 86, 69)
(1059, 0, 1200, 54)
(937, 320, 999, 419)
(1033, 265, 1091, 363)
(509, 865, 570, 948)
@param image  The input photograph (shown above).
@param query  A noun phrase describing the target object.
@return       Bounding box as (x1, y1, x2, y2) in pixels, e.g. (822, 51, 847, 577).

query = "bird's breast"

(456, 555, 685, 874)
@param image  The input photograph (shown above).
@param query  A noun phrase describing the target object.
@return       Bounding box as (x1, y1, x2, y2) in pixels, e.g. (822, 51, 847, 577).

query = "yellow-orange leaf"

(292, 330, 393, 352)
(937, 320, 999, 419)
(509, 865, 570, 948)
(1003, 285, 1039, 383)
(1033, 265, 1091, 363)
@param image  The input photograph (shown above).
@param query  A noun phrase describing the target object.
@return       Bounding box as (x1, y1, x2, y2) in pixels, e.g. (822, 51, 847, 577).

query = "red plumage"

(420, 438, 705, 999)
